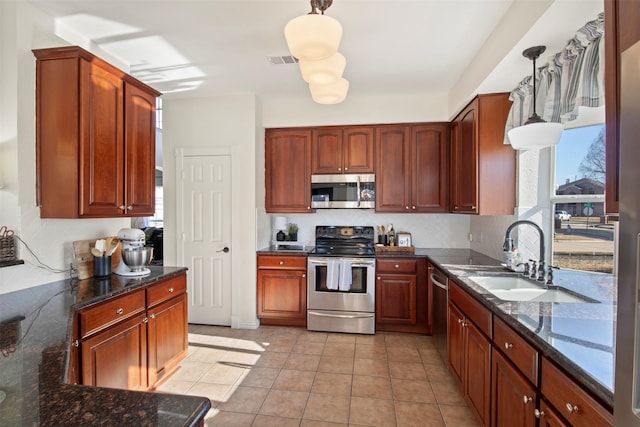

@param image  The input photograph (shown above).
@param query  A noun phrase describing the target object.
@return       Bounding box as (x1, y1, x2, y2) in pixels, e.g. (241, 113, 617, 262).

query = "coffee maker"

(114, 228, 152, 277)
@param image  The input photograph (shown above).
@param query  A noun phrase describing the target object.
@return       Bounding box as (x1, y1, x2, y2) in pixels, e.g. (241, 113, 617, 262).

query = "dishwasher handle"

(430, 272, 448, 290)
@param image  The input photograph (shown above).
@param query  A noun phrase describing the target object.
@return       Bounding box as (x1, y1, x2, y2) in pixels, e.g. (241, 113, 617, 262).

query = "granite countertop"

(420, 248, 615, 410)
(0, 266, 211, 426)
(257, 245, 314, 255)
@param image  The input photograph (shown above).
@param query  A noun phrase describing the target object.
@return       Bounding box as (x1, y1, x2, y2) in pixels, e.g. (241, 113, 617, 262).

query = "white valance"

(504, 13, 604, 141)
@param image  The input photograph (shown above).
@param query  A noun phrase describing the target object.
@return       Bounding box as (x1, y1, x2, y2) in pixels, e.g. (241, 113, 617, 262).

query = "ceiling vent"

(266, 55, 299, 65)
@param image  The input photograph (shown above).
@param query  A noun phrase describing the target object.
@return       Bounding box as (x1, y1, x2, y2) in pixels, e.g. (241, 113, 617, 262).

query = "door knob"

(217, 247, 230, 253)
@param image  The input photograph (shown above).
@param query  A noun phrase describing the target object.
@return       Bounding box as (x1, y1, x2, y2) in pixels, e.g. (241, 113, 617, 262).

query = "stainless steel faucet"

(503, 220, 546, 282)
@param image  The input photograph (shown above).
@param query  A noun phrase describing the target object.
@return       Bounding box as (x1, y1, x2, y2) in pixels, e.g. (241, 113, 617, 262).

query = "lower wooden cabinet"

(536, 399, 570, 427)
(446, 278, 612, 427)
(147, 292, 188, 387)
(541, 358, 613, 427)
(75, 272, 188, 391)
(375, 257, 429, 334)
(491, 348, 537, 427)
(448, 280, 492, 426)
(257, 254, 307, 326)
(81, 313, 148, 390)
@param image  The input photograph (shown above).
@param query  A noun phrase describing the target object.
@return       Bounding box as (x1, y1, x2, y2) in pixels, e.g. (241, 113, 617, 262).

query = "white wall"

(0, 1, 130, 295)
(162, 94, 258, 329)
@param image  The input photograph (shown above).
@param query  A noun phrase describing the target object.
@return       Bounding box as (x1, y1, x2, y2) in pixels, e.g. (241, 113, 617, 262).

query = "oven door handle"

(430, 273, 449, 290)
(308, 310, 374, 319)
(309, 260, 375, 268)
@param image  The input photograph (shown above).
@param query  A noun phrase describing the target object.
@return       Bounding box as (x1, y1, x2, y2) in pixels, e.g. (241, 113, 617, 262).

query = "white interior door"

(177, 153, 232, 325)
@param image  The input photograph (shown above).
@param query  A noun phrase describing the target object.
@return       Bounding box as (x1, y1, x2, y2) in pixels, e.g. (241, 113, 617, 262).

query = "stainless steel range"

(307, 226, 376, 334)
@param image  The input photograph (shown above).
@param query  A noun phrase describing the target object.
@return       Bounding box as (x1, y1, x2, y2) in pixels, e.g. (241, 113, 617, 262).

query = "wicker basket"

(0, 236, 17, 263)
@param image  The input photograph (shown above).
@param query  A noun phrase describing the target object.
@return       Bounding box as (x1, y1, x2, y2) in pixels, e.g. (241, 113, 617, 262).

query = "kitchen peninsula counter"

(0, 266, 211, 426)
(420, 248, 615, 410)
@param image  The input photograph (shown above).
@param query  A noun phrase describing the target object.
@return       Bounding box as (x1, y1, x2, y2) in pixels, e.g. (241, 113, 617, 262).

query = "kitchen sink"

(467, 275, 594, 303)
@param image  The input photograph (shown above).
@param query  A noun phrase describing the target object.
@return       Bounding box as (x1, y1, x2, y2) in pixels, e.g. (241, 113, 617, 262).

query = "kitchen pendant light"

(284, 0, 342, 62)
(507, 45, 564, 151)
(309, 77, 349, 104)
(299, 52, 346, 85)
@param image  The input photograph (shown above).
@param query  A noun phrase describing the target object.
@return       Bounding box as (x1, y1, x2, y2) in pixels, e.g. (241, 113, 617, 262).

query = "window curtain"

(504, 12, 604, 141)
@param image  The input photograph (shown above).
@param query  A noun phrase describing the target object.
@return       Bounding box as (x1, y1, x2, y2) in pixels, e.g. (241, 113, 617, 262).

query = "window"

(551, 123, 613, 273)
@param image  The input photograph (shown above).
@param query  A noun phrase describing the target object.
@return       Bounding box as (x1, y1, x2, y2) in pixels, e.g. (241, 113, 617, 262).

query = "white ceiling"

(28, 0, 603, 104)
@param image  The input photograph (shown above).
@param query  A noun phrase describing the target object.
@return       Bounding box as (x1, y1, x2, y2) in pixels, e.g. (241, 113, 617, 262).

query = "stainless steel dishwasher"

(429, 265, 449, 362)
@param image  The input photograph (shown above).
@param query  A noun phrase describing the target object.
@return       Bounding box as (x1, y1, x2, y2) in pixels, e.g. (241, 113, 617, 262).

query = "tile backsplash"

(258, 210, 472, 249)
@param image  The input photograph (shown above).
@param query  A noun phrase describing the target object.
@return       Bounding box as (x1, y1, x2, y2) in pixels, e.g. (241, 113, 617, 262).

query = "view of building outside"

(552, 124, 612, 273)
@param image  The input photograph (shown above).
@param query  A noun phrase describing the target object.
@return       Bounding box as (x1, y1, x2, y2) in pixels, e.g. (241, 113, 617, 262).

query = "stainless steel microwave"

(311, 174, 375, 209)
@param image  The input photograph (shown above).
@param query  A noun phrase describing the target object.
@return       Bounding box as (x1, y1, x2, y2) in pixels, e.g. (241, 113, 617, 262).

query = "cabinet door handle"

(534, 409, 545, 418)
(377, 276, 381, 280)
(412, 206, 416, 210)
(338, 167, 342, 171)
(405, 206, 409, 210)
(72, 339, 79, 348)
(168, 287, 174, 293)
(143, 317, 149, 323)
(302, 274, 306, 278)
(565, 403, 579, 414)
(127, 205, 133, 210)
(344, 167, 348, 171)
(119, 205, 126, 210)
(504, 342, 513, 350)
(150, 313, 156, 319)
(523, 395, 532, 404)
(116, 308, 124, 315)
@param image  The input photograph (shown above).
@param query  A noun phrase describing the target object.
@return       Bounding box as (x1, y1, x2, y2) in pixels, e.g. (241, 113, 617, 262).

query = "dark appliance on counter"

(307, 226, 376, 334)
(311, 174, 375, 209)
(143, 227, 163, 265)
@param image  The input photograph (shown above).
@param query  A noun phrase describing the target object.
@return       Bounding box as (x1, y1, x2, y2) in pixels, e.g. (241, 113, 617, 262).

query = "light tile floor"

(156, 325, 481, 427)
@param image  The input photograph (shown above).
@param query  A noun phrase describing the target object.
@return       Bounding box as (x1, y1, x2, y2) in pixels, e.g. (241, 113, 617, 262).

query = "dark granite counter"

(420, 248, 615, 410)
(0, 266, 211, 426)
(257, 245, 314, 255)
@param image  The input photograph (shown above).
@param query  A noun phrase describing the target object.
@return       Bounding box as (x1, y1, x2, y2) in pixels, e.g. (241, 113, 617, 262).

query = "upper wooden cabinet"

(265, 128, 313, 213)
(450, 93, 515, 215)
(375, 123, 449, 213)
(33, 46, 160, 218)
(311, 126, 374, 174)
(604, 0, 640, 214)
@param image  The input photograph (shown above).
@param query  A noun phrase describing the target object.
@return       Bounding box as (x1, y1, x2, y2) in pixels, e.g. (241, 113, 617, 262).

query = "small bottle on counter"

(388, 224, 396, 247)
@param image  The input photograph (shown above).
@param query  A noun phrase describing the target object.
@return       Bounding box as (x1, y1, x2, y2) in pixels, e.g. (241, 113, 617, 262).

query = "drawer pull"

(523, 395, 532, 404)
(168, 287, 174, 293)
(504, 342, 513, 350)
(395, 264, 399, 268)
(279, 261, 284, 265)
(565, 403, 579, 414)
(534, 409, 545, 418)
(116, 308, 124, 315)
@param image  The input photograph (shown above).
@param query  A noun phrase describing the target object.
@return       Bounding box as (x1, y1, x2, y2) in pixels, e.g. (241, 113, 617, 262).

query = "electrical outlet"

(468, 233, 473, 242)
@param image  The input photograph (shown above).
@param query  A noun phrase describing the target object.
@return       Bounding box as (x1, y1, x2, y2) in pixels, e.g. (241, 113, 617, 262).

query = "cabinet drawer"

(147, 274, 187, 308)
(448, 280, 491, 337)
(79, 289, 146, 339)
(541, 358, 612, 427)
(493, 316, 539, 385)
(376, 258, 417, 274)
(258, 254, 307, 270)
